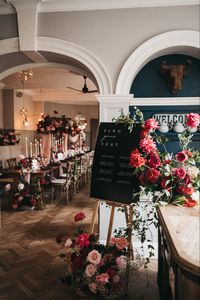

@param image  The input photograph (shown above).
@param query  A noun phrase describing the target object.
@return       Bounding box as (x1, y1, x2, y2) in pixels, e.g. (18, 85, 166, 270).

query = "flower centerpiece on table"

(57, 212, 129, 299)
(129, 113, 200, 207)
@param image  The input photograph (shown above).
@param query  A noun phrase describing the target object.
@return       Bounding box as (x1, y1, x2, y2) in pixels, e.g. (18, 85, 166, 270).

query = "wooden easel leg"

(106, 205, 115, 246)
(89, 200, 100, 235)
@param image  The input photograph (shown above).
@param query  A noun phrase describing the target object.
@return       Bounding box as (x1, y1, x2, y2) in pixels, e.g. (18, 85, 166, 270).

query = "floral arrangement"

(0, 129, 20, 146)
(36, 113, 81, 137)
(2, 178, 44, 210)
(57, 212, 129, 299)
(129, 112, 200, 207)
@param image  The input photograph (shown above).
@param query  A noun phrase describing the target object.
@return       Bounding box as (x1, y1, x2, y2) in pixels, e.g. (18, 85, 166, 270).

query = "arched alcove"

(0, 37, 112, 94)
(116, 30, 199, 94)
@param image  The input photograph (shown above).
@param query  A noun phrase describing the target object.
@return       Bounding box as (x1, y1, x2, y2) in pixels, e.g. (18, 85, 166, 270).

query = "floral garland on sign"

(57, 212, 129, 299)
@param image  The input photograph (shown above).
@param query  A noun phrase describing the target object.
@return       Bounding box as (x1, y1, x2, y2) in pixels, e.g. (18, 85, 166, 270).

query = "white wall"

(0, 89, 3, 128)
(39, 6, 199, 88)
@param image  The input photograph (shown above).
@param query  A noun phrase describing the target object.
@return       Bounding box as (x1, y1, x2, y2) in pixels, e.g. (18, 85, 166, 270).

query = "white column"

(95, 94, 134, 243)
(96, 94, 133, 122)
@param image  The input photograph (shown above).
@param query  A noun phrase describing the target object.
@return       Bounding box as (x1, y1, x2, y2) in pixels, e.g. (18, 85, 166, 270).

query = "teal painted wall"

(130, 54, 200, 97)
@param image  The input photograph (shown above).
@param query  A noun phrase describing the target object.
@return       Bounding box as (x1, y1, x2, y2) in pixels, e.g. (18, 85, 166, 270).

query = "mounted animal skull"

(160, 60, 191, 94)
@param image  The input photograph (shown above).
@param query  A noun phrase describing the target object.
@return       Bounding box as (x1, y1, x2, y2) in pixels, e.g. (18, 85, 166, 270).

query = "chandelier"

(18, 69, 33, 126)
(74, 113, 87, 130)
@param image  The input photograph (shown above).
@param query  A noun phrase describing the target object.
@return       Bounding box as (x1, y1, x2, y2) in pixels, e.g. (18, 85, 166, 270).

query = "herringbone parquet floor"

(0, 185, 160, 300)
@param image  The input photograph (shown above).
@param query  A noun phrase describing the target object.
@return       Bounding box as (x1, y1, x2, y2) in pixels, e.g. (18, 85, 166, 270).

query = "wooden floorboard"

(0, 185, 160, 300)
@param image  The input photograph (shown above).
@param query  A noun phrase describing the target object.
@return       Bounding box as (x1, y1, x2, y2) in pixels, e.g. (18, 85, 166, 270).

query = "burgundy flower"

(184, 197, 198, 207)
(72, 255, 83, 269)
(74, 212, 86, 222)
(160, 177, 171, 190)
(147, 152, 161, 168)
(176, 151, 188, 163)
(145, 168, 160, 183)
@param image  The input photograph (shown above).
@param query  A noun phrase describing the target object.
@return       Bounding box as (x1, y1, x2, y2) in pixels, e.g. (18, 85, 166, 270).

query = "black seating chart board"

(90, 122, 141, 204)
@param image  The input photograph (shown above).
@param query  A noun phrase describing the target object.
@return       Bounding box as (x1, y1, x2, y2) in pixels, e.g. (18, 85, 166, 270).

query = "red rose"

(140, 137, 156, 153)
(30, 199, 37, 206)
(147, 152, 161, 168)
(184, 197, 198, 207)
(175, 168, 186, 179)
(176, 151, 188, 162)
(185, 113, 200, 128)
(74, 212, 86, 222)
(145, 168, 160, 183)
(144, 118, 159, 130)
(184, 175, 192, 185)
(129, 149, 146, 168)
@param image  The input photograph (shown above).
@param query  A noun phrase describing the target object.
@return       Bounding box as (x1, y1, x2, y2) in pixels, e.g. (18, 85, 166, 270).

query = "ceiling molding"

(39, 0, 199, 12)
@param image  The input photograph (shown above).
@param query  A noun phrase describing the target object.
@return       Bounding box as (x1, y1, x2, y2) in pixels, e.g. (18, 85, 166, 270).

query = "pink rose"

(144, 118, 159, 130)
(64, 238, 73, 248)
(145, 168, 160, 183)
(129, 149, 146, 168)
(74, 212, 86, 222)
(147, 152, 161, 168)
(85, 264, 97, 277)
(76, 233, 90, 248)
(110, 237, 129, 250)
(113, 275, 120, 283)
(40, 127, 44, 132)
(140, 137, 156, 153)
(88, 282, 97, 294)
(96, 273, 109, 284)
(87, 250, 101, 265)
(176, 151, 188, 162)
(116, 256, 126, 269)
(185, 113, 200, 128)
(175, 168, 186, 179)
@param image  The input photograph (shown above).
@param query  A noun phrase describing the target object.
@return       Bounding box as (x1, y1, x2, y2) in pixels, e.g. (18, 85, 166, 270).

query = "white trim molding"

(130, 97, 200, 106)
(96, 94, 133, 122)
(116, 30, 200, 95)
(39, 0, 199, 13)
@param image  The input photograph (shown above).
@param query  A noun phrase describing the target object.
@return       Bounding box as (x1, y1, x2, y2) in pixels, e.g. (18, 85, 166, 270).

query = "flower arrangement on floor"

(1, 178, 44, 210)
(129, 112, 200, 207)
(0, 129, 20, 146)
(57, 212, 129, 299)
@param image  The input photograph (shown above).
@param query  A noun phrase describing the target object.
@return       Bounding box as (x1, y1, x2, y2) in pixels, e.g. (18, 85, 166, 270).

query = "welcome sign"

(152, 114, 187, 124)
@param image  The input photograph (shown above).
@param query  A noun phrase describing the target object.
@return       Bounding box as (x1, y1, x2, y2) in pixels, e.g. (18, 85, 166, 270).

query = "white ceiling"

(2, 67, 99, 105)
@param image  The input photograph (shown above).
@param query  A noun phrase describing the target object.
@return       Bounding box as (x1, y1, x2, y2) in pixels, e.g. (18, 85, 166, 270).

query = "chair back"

(7, 158, 17, 169)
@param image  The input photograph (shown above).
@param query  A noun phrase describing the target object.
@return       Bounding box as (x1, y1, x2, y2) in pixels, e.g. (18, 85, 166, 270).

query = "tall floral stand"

(41, 134, 52, 163)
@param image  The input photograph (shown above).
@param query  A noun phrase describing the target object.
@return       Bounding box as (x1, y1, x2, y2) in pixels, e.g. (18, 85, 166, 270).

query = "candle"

(37, 142, 40, 156)
(30, 142, 33, 157)
(35, 142, 37, 156)
(25, 137, 28, 157)
(39, 143, 42, 156)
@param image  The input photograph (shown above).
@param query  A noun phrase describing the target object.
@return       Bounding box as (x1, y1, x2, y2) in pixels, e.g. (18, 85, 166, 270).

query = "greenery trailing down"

(112, 106, 144, 132)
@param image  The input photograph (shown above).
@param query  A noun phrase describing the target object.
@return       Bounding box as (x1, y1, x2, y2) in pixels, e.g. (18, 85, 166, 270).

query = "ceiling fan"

(67, 76, 98, 94)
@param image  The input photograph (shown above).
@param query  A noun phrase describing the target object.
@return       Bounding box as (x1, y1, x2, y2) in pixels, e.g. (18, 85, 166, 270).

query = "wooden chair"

(7, 158, 17, 169)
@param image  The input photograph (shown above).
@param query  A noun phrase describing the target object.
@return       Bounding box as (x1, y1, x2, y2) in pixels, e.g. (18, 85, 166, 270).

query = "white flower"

(18, 183, 24, 191)
(64, 238, 73, 248)
(4, 184, 11, 192)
